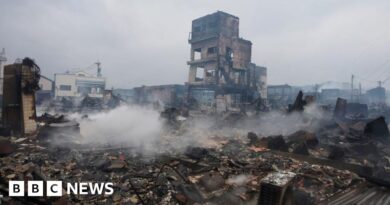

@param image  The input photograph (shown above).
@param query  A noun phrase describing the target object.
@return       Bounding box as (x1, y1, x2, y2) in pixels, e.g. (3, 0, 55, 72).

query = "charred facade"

(2, 58, 40, 136)
(187, 11, 267, 112)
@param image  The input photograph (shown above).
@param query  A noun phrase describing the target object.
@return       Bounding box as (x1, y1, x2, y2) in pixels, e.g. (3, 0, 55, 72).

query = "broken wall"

(21, 66, 38, 134)
(248, 63, 267, 99)
(3, 61, 39, 136)
(190, 11, 239, 43)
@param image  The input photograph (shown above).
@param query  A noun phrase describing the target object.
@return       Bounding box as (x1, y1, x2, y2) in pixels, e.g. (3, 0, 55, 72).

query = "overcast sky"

(1, 0, 390, 89)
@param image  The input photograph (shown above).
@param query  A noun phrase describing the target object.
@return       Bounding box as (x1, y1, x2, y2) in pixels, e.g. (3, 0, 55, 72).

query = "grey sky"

(1, 0, 390, 90)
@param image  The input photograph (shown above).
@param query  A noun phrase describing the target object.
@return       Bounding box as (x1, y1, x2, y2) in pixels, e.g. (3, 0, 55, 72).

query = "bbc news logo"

(9, 181, 114, 197)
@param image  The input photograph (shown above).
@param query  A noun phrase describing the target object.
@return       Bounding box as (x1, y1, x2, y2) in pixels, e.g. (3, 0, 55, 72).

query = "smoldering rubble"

(1, 54, 390, 205)
(1, 96, 390, 205)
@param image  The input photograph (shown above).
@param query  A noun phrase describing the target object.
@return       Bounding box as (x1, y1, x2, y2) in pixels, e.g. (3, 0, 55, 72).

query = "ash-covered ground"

(2, 102, 390, 204)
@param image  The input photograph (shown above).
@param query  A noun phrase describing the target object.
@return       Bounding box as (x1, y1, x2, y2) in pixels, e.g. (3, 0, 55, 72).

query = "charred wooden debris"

(1, 87, 390, 204)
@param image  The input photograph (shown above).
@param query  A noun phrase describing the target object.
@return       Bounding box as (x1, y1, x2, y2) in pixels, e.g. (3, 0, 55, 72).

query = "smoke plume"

(75, 105, 163, 149)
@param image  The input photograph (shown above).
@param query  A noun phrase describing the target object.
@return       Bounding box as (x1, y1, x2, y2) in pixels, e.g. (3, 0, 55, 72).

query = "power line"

(354, 75, 378, 83)
(363, 57, 390, 81)
(373, 62, 390, 80)
(352, 30, 389, 68)
(352, 26, 390, 81)
(383, 75, 390, 84)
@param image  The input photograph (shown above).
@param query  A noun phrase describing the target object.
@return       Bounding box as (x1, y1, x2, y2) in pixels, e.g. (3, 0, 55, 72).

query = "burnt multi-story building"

(187, 11, 267, 111)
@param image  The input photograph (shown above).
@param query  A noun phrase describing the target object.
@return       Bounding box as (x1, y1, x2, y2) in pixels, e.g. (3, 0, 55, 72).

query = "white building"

(54, 71, 106, 98)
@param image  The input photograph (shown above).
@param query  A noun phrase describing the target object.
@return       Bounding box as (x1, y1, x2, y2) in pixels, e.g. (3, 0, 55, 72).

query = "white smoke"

(60, 103, 330, 155)
(232, 103, 331, 137)
(74, 105, 163, 149)
(226, 174, 251, 186)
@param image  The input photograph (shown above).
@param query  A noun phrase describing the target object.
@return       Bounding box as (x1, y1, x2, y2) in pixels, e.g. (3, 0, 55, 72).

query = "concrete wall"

(248, 64, 267, 99)
(190, 11, 239, 42)
(21, 65, 38, 135)
(55, 73, 77, 97)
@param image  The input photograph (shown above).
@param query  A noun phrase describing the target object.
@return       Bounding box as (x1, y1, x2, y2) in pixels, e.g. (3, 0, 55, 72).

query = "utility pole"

(358, 83, 362, 103)
(314, 84, 319, 100)
(0, 48, 7, 96)
(351, 74, 354, 102)
(95, 61, 101, 77)
(0, 48, 7, 79)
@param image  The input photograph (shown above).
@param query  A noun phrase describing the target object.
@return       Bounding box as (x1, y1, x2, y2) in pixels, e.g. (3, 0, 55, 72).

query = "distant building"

(133, 84, 187, 108)
(366, 86, 386, 104)
(112, 88, 135, 103)
(386, 91, 390, 105)
(320, 89, 343, 104)
(267, 84, 298, 108)
(36, 75, 54, 104)
(318, 87, 358, 105)
(54, 71, 106, 98)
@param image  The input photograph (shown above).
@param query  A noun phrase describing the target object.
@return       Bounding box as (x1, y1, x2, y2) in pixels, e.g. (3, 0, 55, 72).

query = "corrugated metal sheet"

(322, 183, 390, 205)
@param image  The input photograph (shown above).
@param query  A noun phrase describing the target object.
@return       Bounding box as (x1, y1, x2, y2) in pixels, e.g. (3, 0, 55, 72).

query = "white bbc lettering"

(9, 181, 24, 197)
(67, 183, 78, 195)
(9, 181, 114, 197)
(47, 181, 62, 196)
(79, 182, 89, 195)
(105, 183, 114, 195)
(28, 181, 43, 196)
(89, 183, 104, 195)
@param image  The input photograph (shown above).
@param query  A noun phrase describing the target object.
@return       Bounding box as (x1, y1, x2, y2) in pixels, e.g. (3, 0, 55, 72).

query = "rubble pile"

(0, 127, 364, 204)
(1, 94, 390, 204)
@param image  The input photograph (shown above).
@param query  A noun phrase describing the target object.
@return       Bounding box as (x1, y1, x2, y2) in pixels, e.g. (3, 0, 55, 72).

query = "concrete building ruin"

(187, 11, 267, 111)
(2, 58, 40, 136)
